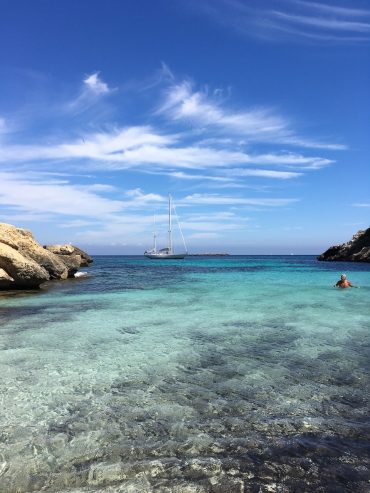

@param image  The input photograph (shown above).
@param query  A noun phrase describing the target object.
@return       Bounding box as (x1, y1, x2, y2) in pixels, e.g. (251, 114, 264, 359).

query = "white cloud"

(66, 71, 115, 112)
(185, 211, 240, 221)
(59, 219, 95, 228)
(188, 232, 221, 239)
(83, 72, 111, 94)
(0, 171, 124, 217)
(124, 188, 166, 204)
(187, 0, 370, 43)
(73, 213, 159, 243)
(158, 81, 346, 149)
(0, 212, 53, 223)
(294, 1, 370, 18)
(182, 220, 241, 231)
(0, 66, 343, 246)
(0, 117, 7, 133)
(160, 171, 235, 182)
(228, 168, 303, 179)
(182, 193, 298, 207)
(352, 203, 370, 207)
(283, 225, 304, 231)
(0, 126, 332, 171)
(272, 11, 370, 33)
(0, 116, 16, 138)
(158, 81, 289, 141)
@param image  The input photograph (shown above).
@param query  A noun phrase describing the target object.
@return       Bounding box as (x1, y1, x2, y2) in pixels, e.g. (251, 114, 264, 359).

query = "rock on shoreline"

(317, 228, 370, 263)
(0, 223, 92, 290)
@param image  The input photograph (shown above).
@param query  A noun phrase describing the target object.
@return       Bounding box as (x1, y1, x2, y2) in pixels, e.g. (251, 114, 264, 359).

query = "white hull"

(144, 253, 187, 259)
(145, 194, 188, 260)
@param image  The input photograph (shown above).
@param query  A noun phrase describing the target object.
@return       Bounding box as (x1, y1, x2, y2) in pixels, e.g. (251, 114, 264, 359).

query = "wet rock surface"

(0, 223, 92, 289)
(318, 228, 370, 262)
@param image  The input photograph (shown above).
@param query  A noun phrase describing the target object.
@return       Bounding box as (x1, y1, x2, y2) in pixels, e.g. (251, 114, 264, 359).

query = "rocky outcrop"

(0, 223, 92, 290)
(0, 268, 15, 289)
(44, 244, 93, 276)
(0, 242, 50, 289)
(318, 228, 370, 263)
(0, 223, 68, 279)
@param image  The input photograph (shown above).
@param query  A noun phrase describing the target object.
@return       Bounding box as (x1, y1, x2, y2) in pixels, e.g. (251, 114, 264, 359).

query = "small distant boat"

(144, 194, 188, 259)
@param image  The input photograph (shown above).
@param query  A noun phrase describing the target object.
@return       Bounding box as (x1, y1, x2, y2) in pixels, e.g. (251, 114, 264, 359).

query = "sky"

(0, 0, 369, 254)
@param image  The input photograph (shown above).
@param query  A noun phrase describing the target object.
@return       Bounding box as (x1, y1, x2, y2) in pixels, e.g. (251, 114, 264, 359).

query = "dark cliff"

(317, 228, 370, 263)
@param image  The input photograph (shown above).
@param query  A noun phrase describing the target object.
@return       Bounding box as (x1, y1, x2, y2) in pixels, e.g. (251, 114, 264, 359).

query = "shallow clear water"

(0, 256, 369, 493)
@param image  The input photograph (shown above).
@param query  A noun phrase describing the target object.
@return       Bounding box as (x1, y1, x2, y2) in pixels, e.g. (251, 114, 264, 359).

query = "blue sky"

(0, 0, 369, 254)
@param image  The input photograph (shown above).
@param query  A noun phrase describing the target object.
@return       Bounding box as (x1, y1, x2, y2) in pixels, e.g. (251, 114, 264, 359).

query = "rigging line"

(173, 203, 188, 253)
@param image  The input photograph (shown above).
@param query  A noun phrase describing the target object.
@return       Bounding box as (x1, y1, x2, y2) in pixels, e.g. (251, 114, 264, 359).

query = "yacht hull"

(144, 195, 187, 259)
(144, 253, 187, 259)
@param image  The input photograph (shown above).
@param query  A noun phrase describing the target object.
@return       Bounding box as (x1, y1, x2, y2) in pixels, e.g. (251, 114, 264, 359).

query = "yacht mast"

(168, 194, 173, 254)
(153, 215, 157, 253)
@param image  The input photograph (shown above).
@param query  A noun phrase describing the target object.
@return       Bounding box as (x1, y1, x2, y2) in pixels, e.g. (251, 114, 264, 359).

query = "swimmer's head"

(341, 274, 346, 280)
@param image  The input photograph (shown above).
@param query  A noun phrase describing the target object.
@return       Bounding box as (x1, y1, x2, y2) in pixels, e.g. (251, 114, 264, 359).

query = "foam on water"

(0, 256, 369, 492)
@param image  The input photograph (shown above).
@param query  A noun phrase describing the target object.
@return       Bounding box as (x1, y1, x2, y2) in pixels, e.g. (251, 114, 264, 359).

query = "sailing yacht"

(144, 194, 188, 259)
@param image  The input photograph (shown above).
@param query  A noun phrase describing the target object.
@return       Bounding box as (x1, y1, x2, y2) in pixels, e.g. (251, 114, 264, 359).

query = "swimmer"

(334, 274, 358, 289)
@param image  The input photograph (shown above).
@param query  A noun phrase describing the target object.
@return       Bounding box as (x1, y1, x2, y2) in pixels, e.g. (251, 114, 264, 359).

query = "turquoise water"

(0, 255, 369, 493)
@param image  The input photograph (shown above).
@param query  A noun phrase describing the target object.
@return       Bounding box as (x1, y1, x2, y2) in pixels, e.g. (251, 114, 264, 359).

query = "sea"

(0, 255, 369, 493)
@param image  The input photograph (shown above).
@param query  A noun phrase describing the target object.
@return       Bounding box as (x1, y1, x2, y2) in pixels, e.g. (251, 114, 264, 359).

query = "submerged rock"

(0, 223, 92, 290)
(317, 228, 370, 263)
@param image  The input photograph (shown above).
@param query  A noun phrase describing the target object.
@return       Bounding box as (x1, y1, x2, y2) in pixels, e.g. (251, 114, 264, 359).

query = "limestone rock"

(0, 268, 14, 289)
(0, 223, 92, 289)
(0, 223, 68, 279)
(59, 254, 82, 277)
(44, 244, 75, 255)
(72, 246, 93, 266)
(44, 244, 93, 277)
(0, 242, 50, 289)
(317, 228, 370, 263)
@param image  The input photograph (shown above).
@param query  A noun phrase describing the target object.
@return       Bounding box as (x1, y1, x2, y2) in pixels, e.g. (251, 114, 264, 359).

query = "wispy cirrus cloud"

(182, 193, 298, 207)
(272, 10, 370, 34)
(182, 220, 242, 232)
(124, 188, 166, 204)
(153, 168, 301, 182)
(157, 81, 288, 142)
(228, 168, 303, 179)
(67, 72, 115, 113)
(186, 0, 370, 43)
(0, 171, 124, 217)
(0, 65, 343, 247)
(83, 72, 112, 94)
(0, 117, 7, 133)
(157, 80, 346, 150)
(294, 0, 370, 17)
(156, 170, 235, 183)
(0, 125, 333, 171)
(0, 166, 295, 230)
(187, 232, 221, 239)
(0, 116, 16, 138)
(352, 203, 370, 207)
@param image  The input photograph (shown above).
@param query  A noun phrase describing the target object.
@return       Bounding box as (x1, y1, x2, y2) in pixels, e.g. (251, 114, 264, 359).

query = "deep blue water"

(0, 256, 369, 492)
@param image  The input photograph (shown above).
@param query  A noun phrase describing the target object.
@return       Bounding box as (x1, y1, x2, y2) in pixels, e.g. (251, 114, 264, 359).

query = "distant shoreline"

(188, 253, 230, 256)
(89, 253, 321, 257)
